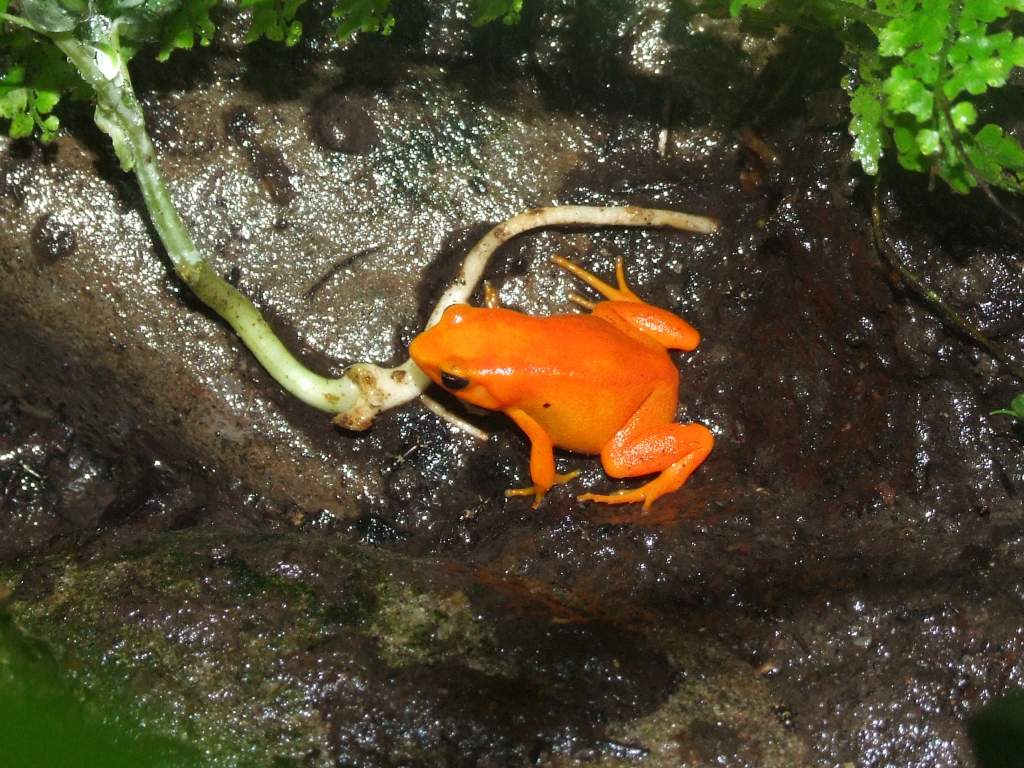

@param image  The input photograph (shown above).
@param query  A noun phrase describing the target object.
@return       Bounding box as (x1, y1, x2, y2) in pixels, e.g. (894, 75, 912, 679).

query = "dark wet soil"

(2, 2, 1024, 766)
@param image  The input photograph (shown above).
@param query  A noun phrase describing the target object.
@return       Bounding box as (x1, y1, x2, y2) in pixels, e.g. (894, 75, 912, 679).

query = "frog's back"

(497, 311, 673, 380)
(481, 311, 679, 453)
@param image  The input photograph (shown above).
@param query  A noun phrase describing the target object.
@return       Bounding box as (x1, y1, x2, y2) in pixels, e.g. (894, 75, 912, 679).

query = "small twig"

(386, 443, 419, 471)
(870, 184, 1024, 382)
(303, 245, 382, 299)
(395, 444, 419, 463)
(18, 461, 42, 480)
(657, 89, 671, 158)
(737, 128, 781, 168)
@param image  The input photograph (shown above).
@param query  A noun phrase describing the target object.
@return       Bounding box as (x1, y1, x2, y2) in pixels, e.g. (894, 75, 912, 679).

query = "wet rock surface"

(1, 2, 1023, 766)
(1, 525, 806, 767)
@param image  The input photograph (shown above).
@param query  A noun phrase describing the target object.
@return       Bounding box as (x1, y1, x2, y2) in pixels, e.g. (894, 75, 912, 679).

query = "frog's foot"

(578, 476, 667, 512)
(579, 485, 656, 509)
(552, 254, 641, 303)
(506, 470, 580, 509)
(581, 454, 700, 514)
(585, 409, 713, 512)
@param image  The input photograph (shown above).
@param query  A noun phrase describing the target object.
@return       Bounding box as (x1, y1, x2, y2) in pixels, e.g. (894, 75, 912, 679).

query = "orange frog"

(409, 255, 713, 511)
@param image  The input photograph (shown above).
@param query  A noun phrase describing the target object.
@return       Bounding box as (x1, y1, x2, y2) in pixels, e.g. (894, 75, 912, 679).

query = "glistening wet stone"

(311, 91, 380, 154)
(30, 213, 77, 264)
(1, 2, 1022, 766)
(1, 528, 807, 767)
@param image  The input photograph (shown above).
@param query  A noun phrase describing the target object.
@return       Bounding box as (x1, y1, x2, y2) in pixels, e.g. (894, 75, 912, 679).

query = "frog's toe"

(554, 469, 581, 485)
(505, 485, 546, 508)
(506, 470, 580, 508)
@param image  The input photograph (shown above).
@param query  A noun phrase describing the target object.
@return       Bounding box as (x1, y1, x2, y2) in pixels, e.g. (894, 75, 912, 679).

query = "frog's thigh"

(602, 418, 712, 477)
(591, 386, 713, 508)
(592, 301, 700, 352)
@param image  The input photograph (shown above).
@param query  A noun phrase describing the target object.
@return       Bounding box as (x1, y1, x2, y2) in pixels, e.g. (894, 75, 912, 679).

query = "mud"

(1, 1, 1023, 766)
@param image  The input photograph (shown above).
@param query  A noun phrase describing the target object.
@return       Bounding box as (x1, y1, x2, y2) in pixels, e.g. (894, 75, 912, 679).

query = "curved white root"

(334, 204, 718, 431)
(420, 394, 490, 441)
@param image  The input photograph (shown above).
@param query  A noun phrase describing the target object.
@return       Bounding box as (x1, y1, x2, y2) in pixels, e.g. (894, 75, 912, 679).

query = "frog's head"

(409, 304, 504, 410)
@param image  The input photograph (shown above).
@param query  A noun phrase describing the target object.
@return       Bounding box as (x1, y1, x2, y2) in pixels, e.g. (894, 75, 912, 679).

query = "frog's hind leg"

(567, 292, 597, 311)
(552, 254, 641, 303)
(579, 386, 713, 511)
(580, 427, 711, 511)
(553, 254, 701, 351)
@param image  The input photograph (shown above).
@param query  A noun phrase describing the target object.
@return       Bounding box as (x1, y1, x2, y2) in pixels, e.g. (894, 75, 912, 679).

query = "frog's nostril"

(440, 371, 470, 391)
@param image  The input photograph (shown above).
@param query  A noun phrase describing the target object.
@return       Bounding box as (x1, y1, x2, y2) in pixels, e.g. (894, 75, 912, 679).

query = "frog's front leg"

(503, 408, 579, 508)
(580, 385, 713, 511)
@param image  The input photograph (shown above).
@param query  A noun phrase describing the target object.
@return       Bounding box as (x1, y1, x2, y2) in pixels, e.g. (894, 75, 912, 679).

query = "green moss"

(1, 538, 336, 766)
(1, 531, 527, 765)
(366, 582, 511, 675)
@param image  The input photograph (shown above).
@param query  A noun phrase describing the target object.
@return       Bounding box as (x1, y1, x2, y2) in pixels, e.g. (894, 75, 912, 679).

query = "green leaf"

(244, 0, 304, 44)
(916, 127, 940, 155)
(849, 83, 885, 175)
(991, 393, 1024, 421)
(33, 87, 59, 113)
(333, 0, 394, 40)
(964, 0, 1008, 25)
(472, 0, 521, 27)
(19, 0, 80, 31)
(0, 86, 28, 118)
(729, 0, 769, 14)
(960, 124, 1024, 191)
(941, 166, 974, 193)
(884, 67, 933, 121)
(156, 0, 217, 61)
(916, 3, 950, 54)
(974, 124, 1024, 166)
(905, 47, 940, 85)
(0, 27, 88, 142)
(949, 101, 977, 131)
(9, 109, 33, 137)
(878, 17, 912, 57)
(1, 65, 25, 87)
(1009, 36, 1024, 66)
(893, 122, 924, 170)
(38, 113, 59, 141)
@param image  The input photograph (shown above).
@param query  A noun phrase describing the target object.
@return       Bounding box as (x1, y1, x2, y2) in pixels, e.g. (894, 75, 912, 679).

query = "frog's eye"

(440, 371, 470, 391)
